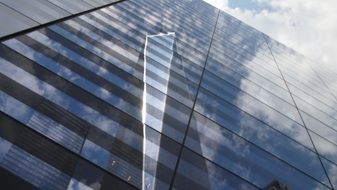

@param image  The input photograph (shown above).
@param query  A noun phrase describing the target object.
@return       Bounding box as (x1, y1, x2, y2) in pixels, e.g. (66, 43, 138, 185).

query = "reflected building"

(0, 0, 336, 189)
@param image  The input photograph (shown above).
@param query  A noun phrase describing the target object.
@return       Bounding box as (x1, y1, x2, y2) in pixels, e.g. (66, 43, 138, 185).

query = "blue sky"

(228, 0, 275, 12)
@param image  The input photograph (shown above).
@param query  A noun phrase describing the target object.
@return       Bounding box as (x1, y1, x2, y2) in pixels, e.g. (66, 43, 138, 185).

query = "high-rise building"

(0, 0, 336, 189)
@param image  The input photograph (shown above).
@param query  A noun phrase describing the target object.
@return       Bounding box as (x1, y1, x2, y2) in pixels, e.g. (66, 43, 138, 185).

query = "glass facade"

(0, 0, 336, 189)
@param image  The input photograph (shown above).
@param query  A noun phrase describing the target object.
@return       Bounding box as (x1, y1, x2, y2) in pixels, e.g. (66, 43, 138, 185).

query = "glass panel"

(48, 24, 143, 79)
(186, 112, 329, 187)
(47, 0, 94, 14)
(80, 139, 171, 189)
(206, 57, 294, 105)
(201, 70, 301, 123)
(0, 0, 70, 24)
(0, 137, 12, 162)
(172, 148, 259, 190)
(0, 90, 83, 153)
(0, 56, 142, 152)
(83, 0, 107, 7)
(195, 88, 314, 150)
(3, 38, 142, 120)
(0, 4, 38, 37)
(310, 131, 337, 165)
(28, 30, 142, 98)
(322, 158, 337, 190)
(0, 143, 70, 190)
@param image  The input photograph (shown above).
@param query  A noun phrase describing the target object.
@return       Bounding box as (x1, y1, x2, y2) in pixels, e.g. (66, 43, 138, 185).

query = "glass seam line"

(167, 8, 220, 189)
(264, 36, 334, 189)
(167, 10, 258, 190)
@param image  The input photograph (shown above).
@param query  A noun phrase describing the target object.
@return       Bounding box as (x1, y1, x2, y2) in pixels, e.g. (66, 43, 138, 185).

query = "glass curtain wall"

(0, 0, 336, 189)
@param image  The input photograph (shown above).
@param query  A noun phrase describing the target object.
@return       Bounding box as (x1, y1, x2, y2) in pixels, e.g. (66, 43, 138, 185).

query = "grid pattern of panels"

(0, 0, 336, 189)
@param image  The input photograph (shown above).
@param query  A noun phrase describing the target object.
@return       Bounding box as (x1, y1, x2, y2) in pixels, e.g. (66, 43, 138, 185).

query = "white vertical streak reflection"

(142, 32, 175, 190)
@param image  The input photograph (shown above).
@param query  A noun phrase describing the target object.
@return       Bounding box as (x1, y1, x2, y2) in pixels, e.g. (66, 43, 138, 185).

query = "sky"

(203, 0, 337, 73)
